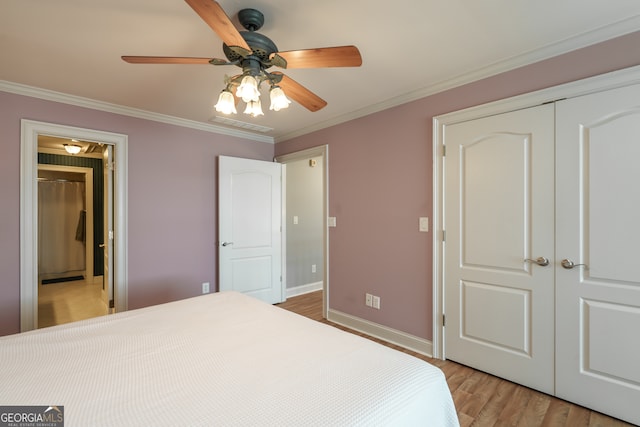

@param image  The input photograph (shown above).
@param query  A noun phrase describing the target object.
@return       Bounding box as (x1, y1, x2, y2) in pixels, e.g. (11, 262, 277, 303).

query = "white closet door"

(556, 84, 640, 426)
(444, 104, 556, 394)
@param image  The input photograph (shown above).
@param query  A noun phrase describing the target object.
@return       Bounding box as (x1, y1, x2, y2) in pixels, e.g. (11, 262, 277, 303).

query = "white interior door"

(218, 156, 283, 304)
(555, 84, 640, 426)
(444, 104, 556, 394)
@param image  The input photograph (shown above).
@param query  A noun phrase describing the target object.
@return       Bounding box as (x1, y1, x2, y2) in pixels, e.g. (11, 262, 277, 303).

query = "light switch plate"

(419, 217, 429, 232)
(328, 217, 337, 227)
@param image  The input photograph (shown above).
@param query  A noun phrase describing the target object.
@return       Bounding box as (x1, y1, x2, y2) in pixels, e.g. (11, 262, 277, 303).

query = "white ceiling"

(3, 0, 640, 142)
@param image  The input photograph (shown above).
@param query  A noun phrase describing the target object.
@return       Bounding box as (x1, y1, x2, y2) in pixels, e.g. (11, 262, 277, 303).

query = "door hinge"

(442, 145, 446, 157)
(442, 230, 446, 242)
(442, 314, 446, 327)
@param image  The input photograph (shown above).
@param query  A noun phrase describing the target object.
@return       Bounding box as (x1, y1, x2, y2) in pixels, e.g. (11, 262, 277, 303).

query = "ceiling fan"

(122, 0, 362, 116)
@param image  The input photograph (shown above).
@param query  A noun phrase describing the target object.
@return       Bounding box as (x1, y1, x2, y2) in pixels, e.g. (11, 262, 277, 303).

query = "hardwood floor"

(277, 291, 634, 427)
(38, 278, 108, 328)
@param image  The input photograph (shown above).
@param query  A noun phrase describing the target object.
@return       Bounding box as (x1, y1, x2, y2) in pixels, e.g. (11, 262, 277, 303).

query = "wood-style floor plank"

(277, 291, 635, 427)
(517, 394, 551, 427)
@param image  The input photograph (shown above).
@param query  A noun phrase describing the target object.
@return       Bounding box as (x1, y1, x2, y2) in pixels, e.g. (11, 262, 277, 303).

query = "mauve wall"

(275, 31, 640, 340)
(0, 92, 273, 336)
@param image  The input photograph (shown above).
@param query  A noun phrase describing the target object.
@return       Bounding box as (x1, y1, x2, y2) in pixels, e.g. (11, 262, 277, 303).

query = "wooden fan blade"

(272, 72, 327, 112)
(184, 0, 251, 55)
(122, 56, 218, 64)
(273, 46, 362, 69)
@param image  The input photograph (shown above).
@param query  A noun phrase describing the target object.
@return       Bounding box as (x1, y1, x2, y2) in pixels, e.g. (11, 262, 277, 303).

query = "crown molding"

(0, 80, 275, 144)
(275, 16, 640, 143)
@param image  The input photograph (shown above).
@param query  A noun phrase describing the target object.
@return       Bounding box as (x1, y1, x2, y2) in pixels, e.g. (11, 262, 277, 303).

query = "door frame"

(275, 145, 329, 318)
(37, 164, 94, 286)
(432, 64, 640, 359)
(20, 119, 128, 331)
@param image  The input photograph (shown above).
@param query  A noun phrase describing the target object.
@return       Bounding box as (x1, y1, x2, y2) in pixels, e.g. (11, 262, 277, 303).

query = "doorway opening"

(20, 120, 128, 332)
(36, 136, 115, 327)
(276, 145, 328, 318)
(37, 162, 106, 327)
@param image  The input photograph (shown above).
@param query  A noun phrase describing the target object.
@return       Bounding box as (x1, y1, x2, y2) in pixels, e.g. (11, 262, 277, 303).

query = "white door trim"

(275, 145, 329, 318)
(432, 64, 640, 359)
(20, 119, 128, 331)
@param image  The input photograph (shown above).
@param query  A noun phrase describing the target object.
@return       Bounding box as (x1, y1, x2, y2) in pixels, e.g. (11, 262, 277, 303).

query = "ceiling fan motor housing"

(222, 8, 279, 71)
(223, 31, 278, 65)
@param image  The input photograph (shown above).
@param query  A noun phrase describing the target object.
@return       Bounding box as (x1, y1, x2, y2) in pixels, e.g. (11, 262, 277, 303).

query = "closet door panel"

(556, 83, 640, 427)
(588, 115, 640, 282)
(444, 104, 555, 394)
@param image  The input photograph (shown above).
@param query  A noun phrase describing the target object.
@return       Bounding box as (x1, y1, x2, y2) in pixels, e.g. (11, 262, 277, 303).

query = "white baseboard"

(327, 309, 433, 357)
(286, 281, 323, 298)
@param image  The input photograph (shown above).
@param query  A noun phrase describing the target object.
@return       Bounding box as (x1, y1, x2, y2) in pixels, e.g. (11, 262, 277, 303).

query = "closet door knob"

(221, 241, 234, 247)
(561, 259, 588, 269)
(524, 257, 549, 266)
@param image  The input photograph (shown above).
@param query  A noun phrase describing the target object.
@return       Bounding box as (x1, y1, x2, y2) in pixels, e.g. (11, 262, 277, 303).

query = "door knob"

(524, 257, 549, 266)
(561, 259, 587, 269)
(221, 241, 233, 247)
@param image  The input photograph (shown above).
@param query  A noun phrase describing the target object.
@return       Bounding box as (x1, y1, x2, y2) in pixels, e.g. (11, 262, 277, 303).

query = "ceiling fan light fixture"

(269, 86, 291, 111)
(123, 4, 362, 117)
(244, 99, 264, 117)
(63, 144, 82, 155)
(214, 89, 237, 115)
(236, 75, 260, 103)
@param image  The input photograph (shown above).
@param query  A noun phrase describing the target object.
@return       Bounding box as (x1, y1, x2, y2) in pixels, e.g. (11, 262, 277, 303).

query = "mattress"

(0, 291, 459, 426)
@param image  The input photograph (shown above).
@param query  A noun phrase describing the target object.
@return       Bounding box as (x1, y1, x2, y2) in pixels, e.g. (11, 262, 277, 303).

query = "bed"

(0, 291, 459, 426)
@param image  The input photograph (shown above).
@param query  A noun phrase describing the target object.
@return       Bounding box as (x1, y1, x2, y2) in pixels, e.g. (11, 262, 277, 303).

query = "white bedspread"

(0, 291, 459, 426)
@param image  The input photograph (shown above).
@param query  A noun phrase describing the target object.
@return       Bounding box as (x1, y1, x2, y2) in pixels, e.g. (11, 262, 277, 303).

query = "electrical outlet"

(311, 264, 316, 273)
(202, 282, 210, 294)
(365, 293, 373, 307)
(372, 295, 381, 310)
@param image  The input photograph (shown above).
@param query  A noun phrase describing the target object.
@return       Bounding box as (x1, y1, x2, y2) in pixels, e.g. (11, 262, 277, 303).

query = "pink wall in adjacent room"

(275, 31, 640, 341)
(0, 91, 273, 336)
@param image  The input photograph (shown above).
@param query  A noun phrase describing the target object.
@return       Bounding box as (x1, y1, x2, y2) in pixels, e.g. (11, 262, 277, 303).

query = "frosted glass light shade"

(214, 90, 237, 114)
(236, 76, 260, 103)
(64, 144, 81, 155)
(269, 86, 291, 111)
(244, 99, 264, 117)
